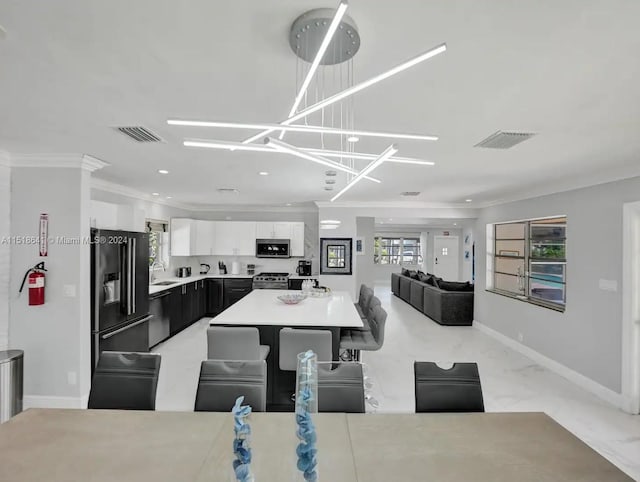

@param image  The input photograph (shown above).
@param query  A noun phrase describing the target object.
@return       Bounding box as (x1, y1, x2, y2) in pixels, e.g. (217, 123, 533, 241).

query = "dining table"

(0, 409, 631, 481)
(211, 289, 363, 410)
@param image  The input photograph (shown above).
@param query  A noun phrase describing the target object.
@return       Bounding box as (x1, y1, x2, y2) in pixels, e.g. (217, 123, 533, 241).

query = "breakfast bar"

(211, 289, 363, 410)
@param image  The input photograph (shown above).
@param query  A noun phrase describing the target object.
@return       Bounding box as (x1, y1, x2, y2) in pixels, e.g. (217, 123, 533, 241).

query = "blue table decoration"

(295, 350, 319, 482)
(232, 396, 254, 482)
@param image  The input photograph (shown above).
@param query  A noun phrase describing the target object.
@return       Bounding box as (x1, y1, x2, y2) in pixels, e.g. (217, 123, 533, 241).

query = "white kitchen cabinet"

(170, 218, 193, 256)
(171, 219, 216, 256)
(256, 222, 292, 239)
(215, 221, 256, 256)
(290, 222, 305, 257)
(90, 200, 146, 232)
(194, 220, 216, 255)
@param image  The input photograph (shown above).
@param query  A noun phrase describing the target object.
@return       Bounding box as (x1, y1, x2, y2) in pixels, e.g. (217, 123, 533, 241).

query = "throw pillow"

(417, 272, 430, 283)
(408, 270, 419, 279)
(401, 268, 411, 277)
(438, 280, 474, 292)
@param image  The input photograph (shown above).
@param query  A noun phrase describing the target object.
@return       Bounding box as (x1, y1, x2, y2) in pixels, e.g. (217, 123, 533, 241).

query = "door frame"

(433, 235, 460, 281)
(622, 201, 640, 414)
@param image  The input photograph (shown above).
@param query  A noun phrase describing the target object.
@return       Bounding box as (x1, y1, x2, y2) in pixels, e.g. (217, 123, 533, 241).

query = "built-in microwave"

(256, 239, 290, 258)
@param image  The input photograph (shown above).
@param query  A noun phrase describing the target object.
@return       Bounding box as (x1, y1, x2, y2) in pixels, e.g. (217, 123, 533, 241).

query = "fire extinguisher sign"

(39, 213, 48, 257)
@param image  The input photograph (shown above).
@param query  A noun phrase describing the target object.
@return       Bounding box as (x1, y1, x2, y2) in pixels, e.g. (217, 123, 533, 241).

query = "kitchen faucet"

(150, 260, 165, 283)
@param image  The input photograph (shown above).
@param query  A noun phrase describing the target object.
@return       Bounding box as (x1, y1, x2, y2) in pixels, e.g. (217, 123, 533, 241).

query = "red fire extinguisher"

(19, 262, 47, 305)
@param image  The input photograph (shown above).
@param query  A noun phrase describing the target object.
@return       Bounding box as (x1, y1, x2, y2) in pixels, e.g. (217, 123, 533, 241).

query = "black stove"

(252, 272, 290, 289)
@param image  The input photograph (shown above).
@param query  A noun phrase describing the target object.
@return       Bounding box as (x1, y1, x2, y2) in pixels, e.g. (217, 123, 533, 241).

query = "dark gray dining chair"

(207, 326, 270, 361)
(194, 360, 266, 412)
(318, 362, 365, 413)
(340, 304, 387, 362)
(414, 361, 485, 413)
(88, 351, 161, 410)
(279, 328, 333, 371)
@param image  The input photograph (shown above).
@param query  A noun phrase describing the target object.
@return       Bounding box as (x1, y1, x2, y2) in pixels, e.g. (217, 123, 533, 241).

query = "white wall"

(356, 217, 375, 289)
(317, 206, 358, 299)
(475, 175, 640, 393)
(0, 154, 10, 350)
(10, 166, 92, 406)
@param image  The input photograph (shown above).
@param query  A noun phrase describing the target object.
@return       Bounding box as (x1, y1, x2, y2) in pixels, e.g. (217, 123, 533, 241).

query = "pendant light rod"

(240, 42, 447, 145)
(331, 144, 398, 202)
(280, 0, 348, 141)
(168, 119, 437, 141)
(183, 138, 434, 165)
(264, 137, 381, 183)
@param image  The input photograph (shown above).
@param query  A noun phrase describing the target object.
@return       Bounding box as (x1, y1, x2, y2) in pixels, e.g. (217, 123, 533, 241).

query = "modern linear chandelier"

(168, 1, 446, 202)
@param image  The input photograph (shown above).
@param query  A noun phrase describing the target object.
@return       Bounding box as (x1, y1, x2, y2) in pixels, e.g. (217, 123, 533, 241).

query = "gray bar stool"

(207, 326, 270, 361)
(88, 351, 161, 410)
(194, 360, 266, 412)
(279, 328, 332, 371)
(340, 304, 387, 362)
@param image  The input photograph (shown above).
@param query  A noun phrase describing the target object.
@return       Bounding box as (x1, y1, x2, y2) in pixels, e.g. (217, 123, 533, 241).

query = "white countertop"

(211, 289, 363, 328)
(148, 274, 252, 295)
(289, 274, 320, 279)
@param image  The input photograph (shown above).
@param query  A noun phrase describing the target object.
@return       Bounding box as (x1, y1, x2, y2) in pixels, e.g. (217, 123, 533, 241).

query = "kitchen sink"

(151, 281, 178, 286)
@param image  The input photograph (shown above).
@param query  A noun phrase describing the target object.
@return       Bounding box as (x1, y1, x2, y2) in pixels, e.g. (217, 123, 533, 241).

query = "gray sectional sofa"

(391, 271, 474, 326)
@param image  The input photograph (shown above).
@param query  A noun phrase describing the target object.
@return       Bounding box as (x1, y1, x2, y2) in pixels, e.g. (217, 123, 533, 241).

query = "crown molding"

(91, 178, 194, 211)
(91, 178, 318, 214)
(10, 153, 109, 171)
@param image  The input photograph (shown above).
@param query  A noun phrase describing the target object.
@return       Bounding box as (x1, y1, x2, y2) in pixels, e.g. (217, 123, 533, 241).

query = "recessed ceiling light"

(324, 186, 334, 191)
(325, 179, 336, 185)
(225, 216, 232, 220)
(320, 220, 341, 225)
(453, 223, 457, 226)
(389, 218, 393, 221)
(152, 192, 159, 196)
(166, 196, 172, 199)
(158, 169, 169, 174)
(285, 203, 292, 206)
(325, 170, 337, 177)
(465, 199, 472, 203)
(258, 171, 269, 176)
(347, 136, 359, 143)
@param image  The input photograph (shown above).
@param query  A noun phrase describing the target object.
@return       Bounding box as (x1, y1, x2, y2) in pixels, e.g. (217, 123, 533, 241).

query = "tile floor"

(154, 283, 640, 480)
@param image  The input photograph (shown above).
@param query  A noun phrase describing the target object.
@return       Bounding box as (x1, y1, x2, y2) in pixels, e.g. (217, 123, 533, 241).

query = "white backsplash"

(160, 255, 318, 278)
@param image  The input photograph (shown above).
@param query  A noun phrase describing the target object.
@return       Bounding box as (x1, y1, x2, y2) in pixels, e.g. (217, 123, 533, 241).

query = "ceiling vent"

(217, 188, 239, 194)
(115, 126, 164, 143)
(474, 131, 536, 149)
(401, 191, 421, 197)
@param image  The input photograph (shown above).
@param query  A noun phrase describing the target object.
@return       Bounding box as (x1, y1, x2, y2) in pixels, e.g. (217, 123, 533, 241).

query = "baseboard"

(473, 320, 626, 411)
(24, 393, 89, 410)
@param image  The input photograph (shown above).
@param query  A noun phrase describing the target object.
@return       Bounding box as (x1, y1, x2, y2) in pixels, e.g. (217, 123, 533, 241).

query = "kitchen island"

(211, 289, 363, 410)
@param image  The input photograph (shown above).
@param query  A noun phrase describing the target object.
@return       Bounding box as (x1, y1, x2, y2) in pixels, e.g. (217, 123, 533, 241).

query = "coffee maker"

(296, 260, 312, 276)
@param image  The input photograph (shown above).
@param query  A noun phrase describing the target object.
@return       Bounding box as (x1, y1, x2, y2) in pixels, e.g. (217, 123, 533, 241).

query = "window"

(490, 216, 566, 311)
(374, 237, 422, 265)
(147, 220, 169, 268)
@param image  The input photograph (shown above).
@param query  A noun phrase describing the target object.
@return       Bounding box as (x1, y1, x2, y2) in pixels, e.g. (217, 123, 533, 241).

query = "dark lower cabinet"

(223, 279, 253, 309)
(156, 277, 253, 340)
(169, 288, 183, 336)
(207, 279, 224, 316)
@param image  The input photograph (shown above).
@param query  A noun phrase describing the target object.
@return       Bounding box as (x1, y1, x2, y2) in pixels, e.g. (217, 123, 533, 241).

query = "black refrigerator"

(91, 228, 151, 372)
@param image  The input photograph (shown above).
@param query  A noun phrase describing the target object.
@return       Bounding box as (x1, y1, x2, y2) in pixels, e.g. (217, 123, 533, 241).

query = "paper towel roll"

(231, 261, 241, 275)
